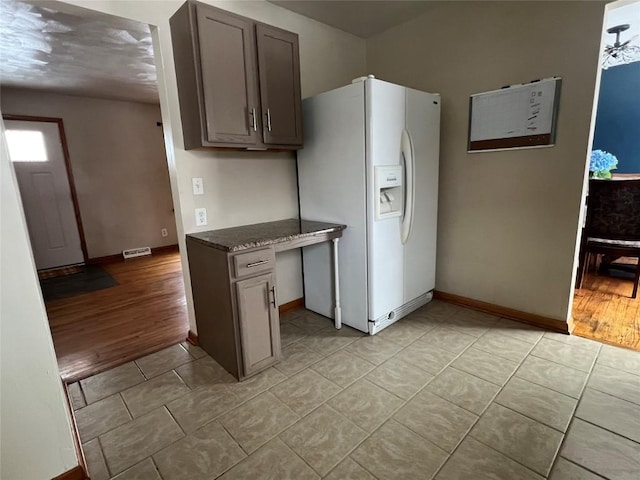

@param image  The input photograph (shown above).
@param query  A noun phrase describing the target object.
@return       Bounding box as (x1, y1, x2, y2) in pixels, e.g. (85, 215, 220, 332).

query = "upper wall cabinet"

(170, 1, 303, 150)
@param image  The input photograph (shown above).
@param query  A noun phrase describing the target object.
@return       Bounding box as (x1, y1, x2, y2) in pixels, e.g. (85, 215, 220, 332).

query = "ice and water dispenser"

(374, 165, 403, 220)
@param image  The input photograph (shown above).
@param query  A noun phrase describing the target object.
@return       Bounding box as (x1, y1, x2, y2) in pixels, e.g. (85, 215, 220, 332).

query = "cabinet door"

(256, 24, 303, 146)
(235, 273, 280, 377)
(196, 4, 260, 145)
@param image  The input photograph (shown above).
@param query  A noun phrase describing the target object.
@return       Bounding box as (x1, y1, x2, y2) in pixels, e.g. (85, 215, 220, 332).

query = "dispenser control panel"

(374, 165, 403, 220)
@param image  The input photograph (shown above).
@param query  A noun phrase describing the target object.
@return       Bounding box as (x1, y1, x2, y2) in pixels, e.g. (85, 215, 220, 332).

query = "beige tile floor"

(68, 301, 640, 480)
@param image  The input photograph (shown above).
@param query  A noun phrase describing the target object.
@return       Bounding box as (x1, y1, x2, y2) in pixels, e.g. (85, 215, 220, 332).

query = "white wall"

(0, 122, 77, 479)
(62, 0, 366, 318)
(1, 88, 178, 259)
(367, 1, 605, 321)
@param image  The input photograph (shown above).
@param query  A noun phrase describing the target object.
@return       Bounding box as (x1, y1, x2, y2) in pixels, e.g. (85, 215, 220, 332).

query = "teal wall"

(592, 61, 640, 174)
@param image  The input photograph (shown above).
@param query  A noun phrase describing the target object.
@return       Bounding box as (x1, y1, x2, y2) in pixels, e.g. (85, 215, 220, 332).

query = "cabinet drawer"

(233, 248, 275, 278)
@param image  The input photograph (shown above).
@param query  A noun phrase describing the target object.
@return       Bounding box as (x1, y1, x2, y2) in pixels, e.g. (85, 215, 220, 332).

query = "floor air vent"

(122, 247, 151, 259)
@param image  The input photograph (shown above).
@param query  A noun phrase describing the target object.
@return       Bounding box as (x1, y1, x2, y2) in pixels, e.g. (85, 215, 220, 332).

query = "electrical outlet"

(161, 228, 168, 237)
(192, 177, 204, 195)
(195, 207, 207, 226)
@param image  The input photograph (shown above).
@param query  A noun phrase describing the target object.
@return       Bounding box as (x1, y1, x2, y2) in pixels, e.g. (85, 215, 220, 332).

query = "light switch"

(195, 208, 207, 226)
(192, 177, 204, 195)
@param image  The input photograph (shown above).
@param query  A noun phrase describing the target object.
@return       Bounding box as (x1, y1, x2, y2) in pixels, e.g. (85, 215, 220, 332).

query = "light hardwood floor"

(573, 266, 639, 351)
(46, 251, 189, 382)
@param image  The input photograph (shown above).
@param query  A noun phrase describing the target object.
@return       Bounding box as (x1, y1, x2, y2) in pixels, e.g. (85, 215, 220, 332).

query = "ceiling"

(268, 0, 435, 38)
(0, 0, 431, 104)
(1, 0, 634, 103)
(0, 0, 159, 104)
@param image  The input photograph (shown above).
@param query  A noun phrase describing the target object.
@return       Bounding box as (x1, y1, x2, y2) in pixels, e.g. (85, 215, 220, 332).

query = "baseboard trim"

(57, 383, 88, 480)
(52, 465, 88, 480)
(152, 244, 180, 255)
(88, 244, 179, 265)
(433, 290, 569, 334)
(187, 330, 199, 345)
(87, 252, 121, 265)
(279, 297, 304, 315)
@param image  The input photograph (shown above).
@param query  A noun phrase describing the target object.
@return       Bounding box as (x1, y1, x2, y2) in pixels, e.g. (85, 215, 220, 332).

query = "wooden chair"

(576, 179, 640, 298)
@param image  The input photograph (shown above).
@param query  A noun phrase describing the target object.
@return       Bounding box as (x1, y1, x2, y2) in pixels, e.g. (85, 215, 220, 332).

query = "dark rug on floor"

(40, 265, 119, 301)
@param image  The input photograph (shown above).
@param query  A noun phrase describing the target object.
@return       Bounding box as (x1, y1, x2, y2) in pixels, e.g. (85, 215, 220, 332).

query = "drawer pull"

(246, 259, 270, 268)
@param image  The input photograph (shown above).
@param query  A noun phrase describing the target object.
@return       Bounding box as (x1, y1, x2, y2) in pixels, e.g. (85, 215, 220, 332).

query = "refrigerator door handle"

(400, 129, 415, 244)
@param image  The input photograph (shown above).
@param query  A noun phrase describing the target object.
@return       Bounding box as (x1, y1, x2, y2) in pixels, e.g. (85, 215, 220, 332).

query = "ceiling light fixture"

(603, 24, 640, 69)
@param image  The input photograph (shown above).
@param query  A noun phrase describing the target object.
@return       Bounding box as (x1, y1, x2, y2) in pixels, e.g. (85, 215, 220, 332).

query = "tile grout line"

(429, 325, 548, 479)
(163, 403, 187, 437)
(118, 406, 190, 479)
(545, 340, 603, 476)
(276, 310, 501, 478)
(88, 317, 328, 476)
(464, 434, 556, 479)
(279, 436, 325, 479)
(132, 359, 149, 382)
(95, 435, 113, 479)
(149, 456, 166, 480)
(92, 375, 220, 478)
(555, 455, 608, 479)
(526, 351, 595, 373)
(270, 314, 465, 477)
(582, 382, 640, 408)
(571, 387, 640, 445)
(572, 414, 640, 446)
(493, 361, 584, 429)
(214, 420, 251, 477)
(76, 381, 88, 408)
(585, 376, 640, 405)
(97, 405, 183, 478)
(424, 369, 502, 417)
(81, 393, 135, 467)
(269, 311, 627, 478)
(511, 360, 589, 400)
(82, 307, 629, 480)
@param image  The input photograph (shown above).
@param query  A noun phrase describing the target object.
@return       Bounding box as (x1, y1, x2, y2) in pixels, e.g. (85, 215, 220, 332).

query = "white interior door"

(5, 119, 84, 270)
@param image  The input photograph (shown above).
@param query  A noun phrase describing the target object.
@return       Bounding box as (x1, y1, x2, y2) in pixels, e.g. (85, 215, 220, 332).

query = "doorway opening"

(5, 115, 88, 270)
(571, 0, 640, 351)
(0, 0, 189, 381)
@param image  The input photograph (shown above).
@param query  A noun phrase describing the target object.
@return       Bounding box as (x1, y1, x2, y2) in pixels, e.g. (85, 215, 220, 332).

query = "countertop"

(187, 218, 347, 252)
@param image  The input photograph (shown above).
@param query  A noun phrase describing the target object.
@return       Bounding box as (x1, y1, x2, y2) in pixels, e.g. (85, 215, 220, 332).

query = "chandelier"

(603, 24, 640, 69)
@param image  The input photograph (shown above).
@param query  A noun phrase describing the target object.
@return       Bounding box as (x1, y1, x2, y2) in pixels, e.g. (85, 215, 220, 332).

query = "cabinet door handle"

(246, 259, 269, 268)
(270, 286, 277, 308)
(266, 108, 272, 132)
(250, 108, 257, 132)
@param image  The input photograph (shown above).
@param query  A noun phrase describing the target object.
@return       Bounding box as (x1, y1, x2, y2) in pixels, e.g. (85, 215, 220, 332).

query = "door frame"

(3, 114, 89, 266)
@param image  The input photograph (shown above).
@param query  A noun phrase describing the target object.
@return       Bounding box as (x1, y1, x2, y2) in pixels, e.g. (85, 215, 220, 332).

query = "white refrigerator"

(297, 76, 440, 334)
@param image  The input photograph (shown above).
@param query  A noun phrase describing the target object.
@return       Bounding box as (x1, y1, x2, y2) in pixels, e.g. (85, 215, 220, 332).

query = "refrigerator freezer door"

(297, 83, 369, 333)
(366, 79, 406, 321)
(404, 88, 440, 302)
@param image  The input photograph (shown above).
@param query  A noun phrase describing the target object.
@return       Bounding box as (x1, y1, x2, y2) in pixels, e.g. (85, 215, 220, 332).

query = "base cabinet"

(186, 237, 280, 380)
(236, 273, 280, 376)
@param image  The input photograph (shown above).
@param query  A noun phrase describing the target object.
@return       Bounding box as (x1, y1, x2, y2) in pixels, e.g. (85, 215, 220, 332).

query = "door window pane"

(5, 130, 48, 162)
